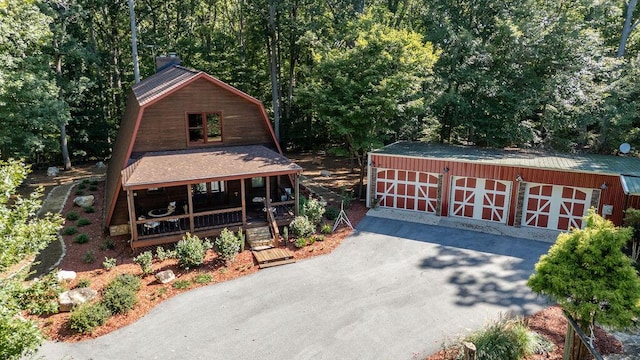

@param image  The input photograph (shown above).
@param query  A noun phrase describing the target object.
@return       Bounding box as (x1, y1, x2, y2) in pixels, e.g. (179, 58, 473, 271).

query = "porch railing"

(136, 207, 243, 240)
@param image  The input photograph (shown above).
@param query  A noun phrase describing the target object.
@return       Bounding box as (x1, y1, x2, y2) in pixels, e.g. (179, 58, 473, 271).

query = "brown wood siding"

(371, 154, 627, 226)
(111, 191, 130, 226)
(133, 78, 272, 153)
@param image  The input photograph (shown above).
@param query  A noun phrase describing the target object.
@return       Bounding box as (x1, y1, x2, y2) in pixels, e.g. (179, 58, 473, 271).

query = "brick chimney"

(155, 53, 181, 72)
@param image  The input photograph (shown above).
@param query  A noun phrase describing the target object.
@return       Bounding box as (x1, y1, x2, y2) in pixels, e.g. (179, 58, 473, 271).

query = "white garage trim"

(522, 183, 593, 230)
(375, 169, 439, 213)
(450, 177, 511, 223)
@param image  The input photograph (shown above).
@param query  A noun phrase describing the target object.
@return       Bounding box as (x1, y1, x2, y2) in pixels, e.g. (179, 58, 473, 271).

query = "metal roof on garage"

(371, 141, 640, 177)
(621, 175, 640, 195)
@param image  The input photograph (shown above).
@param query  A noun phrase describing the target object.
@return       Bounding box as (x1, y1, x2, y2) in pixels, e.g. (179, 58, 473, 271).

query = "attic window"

(187, 112, 222, 144)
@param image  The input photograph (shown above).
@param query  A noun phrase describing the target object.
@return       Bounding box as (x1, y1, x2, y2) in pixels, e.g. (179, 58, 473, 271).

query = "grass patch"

(173, 279, 191, 289)
(83, 250, 96, 264)
(193, 274, 212, 284)
(100, 237, 115, 250)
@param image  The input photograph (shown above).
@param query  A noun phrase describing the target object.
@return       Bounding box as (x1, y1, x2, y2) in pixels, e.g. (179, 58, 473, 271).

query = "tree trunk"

(268, 0, 281, 142)
(617, 0, 639, 58)
(55, 41, 72, 170)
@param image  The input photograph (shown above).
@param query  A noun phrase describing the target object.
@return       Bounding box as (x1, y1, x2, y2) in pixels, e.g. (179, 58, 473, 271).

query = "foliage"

(340, 186, 355, 208)
(16, 272, 62, 316)
(100, 237, 115, 250)
(213, 228, 241, 264)
(283, 226, 289, 245)
(76, 278, 91, 288)
(155, 246, 176, 261)
(324, 207, 339, 221)
(74, 233, 89, 244)
(623, 207, 640, 262)
(294, 237, 308, 248)
(289, 216, 314, 238)
(83, 250, 95, 263)
(102, 257, 116, 271)
(176, 232, 212, 268)
(82, 206, 95, 213)
(302, 197, 326, 225)
(173, 280, 191, 289)
(528, 209, 640, 331)
(133, 251, 153, 275)
(101, 275, 140, 315)
(76, 218, 92, 227)
(66, 211, 79, 221)
(62, 226, 78, 235)
(314, 234, 325, 242)
(193, 273, 212, 284)
(75, 189, 84, 196)
(68, 302, 111, 334)
(320, 224, 332, 234)
(465, 315, 553, 360)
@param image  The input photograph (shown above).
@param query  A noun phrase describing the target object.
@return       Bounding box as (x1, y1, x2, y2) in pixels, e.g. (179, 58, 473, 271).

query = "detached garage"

(367, 142, 640, 231)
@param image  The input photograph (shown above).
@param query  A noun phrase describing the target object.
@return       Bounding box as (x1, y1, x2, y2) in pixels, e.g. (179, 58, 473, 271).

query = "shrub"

(89, 185, 98, 192)
(81, 179, 90, 185)
(100, 237, 115, 250)
(324, 206, 339, 220)
(289, 216, 314, 238)
(320, 224, 332, 234)
(62, 226, 78, 235)
(17, 273, 62, 315)
(314, 234, 325, 242)
(78, 183, 87, 190)
(101, 275, 140, 314)
(213, 228, 241, 264)
(83, 206, 95, 213)
(294, 237, 307, 248)
(302, 197, 326, 225)
(66, 211, 79, 221)
(83, 250, 95, 263)
(173, 280, 191, 289)
(102, 257, 116, 271)
(465, 316, 552, 360)
(77, 218, 92, 227)
(283, 226, 289, 245)
(155, 246, 176, 261)
(307, 236, 316, 245)
(76, 278, 91, 288)
(74, 189, 85, 196)
(175, 232, 212, 268)
(69, 302, 111, 333)
(89, 179, 98, 186)
(193, 273, 212, 284)
(74, 233, 89, 244)
(133, 251, 153, 275)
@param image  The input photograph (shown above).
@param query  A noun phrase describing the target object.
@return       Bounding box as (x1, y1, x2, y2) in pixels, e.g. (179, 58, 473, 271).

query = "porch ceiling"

(121, 145, 301, 189)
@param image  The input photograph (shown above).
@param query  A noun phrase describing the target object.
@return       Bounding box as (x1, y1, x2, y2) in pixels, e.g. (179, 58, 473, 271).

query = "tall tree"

(618, 0, 639, 57)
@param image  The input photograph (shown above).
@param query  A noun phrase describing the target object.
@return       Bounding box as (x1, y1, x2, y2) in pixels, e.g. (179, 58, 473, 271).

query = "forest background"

(1, 0, 640, 170)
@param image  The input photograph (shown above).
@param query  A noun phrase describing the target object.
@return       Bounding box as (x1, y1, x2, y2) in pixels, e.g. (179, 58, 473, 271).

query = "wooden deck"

(252, 248, 295, 268)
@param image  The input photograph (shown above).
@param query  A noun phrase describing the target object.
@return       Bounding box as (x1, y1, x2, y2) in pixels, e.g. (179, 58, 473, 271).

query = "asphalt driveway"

(38, 216, 552, 360)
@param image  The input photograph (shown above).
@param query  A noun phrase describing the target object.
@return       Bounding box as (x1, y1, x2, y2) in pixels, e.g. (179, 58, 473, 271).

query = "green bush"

(62, 226, 78, 235)
(102, 257, 116, 271)
(193, 273, 212, 284)
(76, 278, 91, 288)
(465, 316, 552, 360)
(74, 233, 89, 244)
(314, 234, 325, 242)
(83, 250, 95, 263)
(133, 251, 153, 275)
(81, 179, 90, 185)
(100, 237, 115, 250)
(289, 216, 314, 238)
(175, 232, 212, 268)
(320, 224, 332, 234)
(77, 183, 87, 190)
(213, 228, 241, 264)
(155, 246, 176, 261)
(69, 302, 111, 333)
(173, 280, 191, 289)
(89, 185, 98, 192)
(66, 211, 79, 221)
(89, 179, 98, 186)
(74, 189, 85, 196)
(302, 197, 326, 225)
(294, 237, 307, 248)
(83, 206, 95, 213)
(101, 275, 140, 314)
(324, 206, 339, 220)
(76, 218, 92, 227)
(17, 273, 62, 315)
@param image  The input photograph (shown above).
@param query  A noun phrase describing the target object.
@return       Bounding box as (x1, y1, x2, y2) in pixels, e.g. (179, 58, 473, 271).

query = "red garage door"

(522, 184, 593, 230)
(375, 169, 439, 213)
(450, 177, 511, 223)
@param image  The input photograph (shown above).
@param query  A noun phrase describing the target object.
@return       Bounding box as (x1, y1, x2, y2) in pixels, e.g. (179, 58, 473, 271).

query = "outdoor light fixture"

(516, 174, 523, 182)
(600, 182, 608, 190)
(443, 166, 449, 173)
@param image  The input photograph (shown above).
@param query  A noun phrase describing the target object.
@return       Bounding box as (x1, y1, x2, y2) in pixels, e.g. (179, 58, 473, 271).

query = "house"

(104, 65, 302, 249)
(366, 141, 640, 231)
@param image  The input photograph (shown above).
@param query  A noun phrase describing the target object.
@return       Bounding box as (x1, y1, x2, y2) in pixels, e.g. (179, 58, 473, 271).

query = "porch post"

(241, 179, 247, 227)
(187, 184, 195, 232)
(265, 175, 271, 210)
(294, 173, 300, 216)
(126, 189, 138, 248)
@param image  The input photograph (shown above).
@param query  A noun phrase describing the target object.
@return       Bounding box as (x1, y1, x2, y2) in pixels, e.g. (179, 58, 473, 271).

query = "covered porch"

(121, 146, 302, 249)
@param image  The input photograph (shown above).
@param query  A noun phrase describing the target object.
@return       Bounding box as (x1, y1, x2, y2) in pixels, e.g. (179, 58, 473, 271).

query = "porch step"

(246, 226, 273, 250)
(252, 248, 295, 269)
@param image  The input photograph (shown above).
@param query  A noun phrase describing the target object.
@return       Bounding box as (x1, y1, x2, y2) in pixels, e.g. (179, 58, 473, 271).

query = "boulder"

(155, 270, 175, 284)
(47, 167, 59, 177)
(73, 195, 94, 207)
(95, 161, 106, 168)
(320, 170, 332, 177)
(56, 270, 77, 282)
(58, 287, 98, 312)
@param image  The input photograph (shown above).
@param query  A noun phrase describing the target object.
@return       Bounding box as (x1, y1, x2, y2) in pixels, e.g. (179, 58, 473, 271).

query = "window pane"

(251, 177, 264, 188)
(188, 114, 204, 143)
(206, 113, 221, 142)
(193, 183, 207, 194)
(188, 114, 203, 128)
(211, 181, 225, 193)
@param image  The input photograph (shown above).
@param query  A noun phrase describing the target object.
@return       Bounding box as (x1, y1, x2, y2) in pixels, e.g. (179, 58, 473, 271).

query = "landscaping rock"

(58, 287, 98, 312)
(47, 167, 59, 177)
(155, 270, 175, 284)
(95, 161, 106, 168)
(73, 195, 94, 207)
(56, 270, 77, 282)
(320, 170, 332, 177)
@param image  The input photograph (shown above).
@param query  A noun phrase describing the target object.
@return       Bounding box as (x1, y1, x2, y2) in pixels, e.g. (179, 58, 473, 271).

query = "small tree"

(623, 207, 640, 262)
(214, 228, 242, 264)
(528, 209, 640, 360)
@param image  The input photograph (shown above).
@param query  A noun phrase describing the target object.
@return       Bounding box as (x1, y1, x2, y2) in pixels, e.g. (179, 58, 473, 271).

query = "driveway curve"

(38, 216, 551, 360)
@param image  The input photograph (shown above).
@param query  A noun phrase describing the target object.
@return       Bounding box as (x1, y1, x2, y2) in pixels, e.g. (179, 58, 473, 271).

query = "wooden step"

(252, 248, 295, 268)
(246, 226, 273, 250)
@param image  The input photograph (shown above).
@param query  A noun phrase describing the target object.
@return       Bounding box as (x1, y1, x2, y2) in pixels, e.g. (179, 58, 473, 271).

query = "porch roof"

(121, 145, 301, 189)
